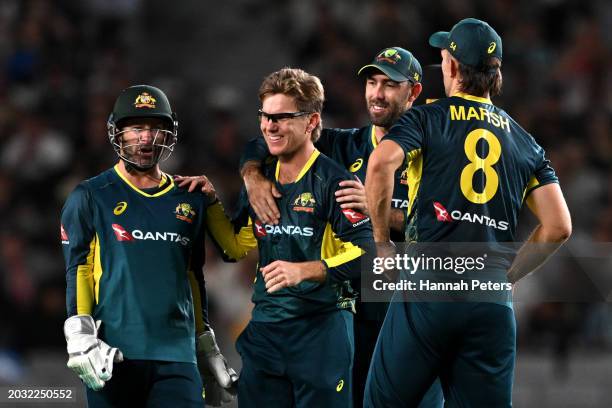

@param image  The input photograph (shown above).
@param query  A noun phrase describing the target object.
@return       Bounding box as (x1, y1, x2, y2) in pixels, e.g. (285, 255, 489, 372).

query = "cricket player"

(195, 68, 374, 407)
(238, 48, 442, 407)
(364, 18, 572, 407)
(61, 85, 237, 407)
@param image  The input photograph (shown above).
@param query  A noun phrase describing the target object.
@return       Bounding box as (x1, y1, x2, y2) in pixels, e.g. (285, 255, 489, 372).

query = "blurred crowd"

(0, 0, 610, 388)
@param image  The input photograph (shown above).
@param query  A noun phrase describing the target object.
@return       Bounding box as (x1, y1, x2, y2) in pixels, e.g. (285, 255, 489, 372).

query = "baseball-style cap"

(358, 47, 423, 84)
(429, 18, 502, 69)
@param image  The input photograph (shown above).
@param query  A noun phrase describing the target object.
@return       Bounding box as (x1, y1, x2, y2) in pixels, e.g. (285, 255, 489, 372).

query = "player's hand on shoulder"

(174, 174, 217, 198)
(63, 315, 123, 391)
(243, 165, 281, 225)
(336, 176, 368, 215)
(196, 329, 238, 406)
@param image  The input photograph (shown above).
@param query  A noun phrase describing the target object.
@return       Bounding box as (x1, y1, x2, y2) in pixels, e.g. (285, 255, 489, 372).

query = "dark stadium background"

(0, 1, 610, 407)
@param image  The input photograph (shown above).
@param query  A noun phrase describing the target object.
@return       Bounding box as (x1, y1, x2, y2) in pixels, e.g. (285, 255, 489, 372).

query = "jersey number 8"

(460, 129, 501, 204)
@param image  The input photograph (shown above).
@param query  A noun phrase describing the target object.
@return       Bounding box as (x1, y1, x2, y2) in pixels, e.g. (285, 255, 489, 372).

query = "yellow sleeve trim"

(323, 244, 363, 268)
(92, 234, 103, 303)
(522, 176, 540, 202)
(406, 149, 423, 218)
(206, 202, 256, 260)
(320, 223, 364, 268)
(76, 236, 97, 315)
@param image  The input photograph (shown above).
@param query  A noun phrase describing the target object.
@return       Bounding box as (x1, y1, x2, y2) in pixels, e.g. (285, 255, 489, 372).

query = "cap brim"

(357, 64, 410, 82)
(428, 31, 449, 49)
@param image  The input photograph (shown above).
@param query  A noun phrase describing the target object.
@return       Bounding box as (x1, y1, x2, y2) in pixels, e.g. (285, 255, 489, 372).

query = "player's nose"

(373, 84, 386, 100)
(138, 128, 155, 143)
(262, 118, 279, 133)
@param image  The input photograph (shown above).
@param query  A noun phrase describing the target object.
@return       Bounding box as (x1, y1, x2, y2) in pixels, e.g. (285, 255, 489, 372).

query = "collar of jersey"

(452, 92, 492, 105)
(275, 149, 320, 183)
(370, 125, 379, 148)
(113, 164, 175, 197)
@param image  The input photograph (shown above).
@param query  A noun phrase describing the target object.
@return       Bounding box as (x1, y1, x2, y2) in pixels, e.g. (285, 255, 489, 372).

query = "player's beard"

(121, 142, 163, 170)
(367, 97, 410, 130)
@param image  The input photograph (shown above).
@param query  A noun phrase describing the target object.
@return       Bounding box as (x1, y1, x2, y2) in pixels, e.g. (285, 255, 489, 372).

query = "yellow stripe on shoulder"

(320, 223, 363, 268)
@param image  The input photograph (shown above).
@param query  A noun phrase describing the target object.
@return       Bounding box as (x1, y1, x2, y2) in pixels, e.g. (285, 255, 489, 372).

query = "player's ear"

(409, 82, 423, 102)
(306, 112, 320, 133)
(450, 56, 460, 78)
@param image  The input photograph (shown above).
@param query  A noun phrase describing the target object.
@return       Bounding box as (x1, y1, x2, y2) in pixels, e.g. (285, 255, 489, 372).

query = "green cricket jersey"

(61, 165, 214, 363)
(232, 150, 374, 322)
(241, 126, 408, 241)
(385, 92, 558, 262)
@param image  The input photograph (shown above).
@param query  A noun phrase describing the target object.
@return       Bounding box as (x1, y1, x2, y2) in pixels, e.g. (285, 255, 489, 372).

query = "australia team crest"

(292, 192, 316, 213)
(134, 92, 157, 108)
(175, 203, 196, 223)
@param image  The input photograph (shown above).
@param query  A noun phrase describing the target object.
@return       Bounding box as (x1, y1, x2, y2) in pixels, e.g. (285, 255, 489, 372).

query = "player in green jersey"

(186, 68, 374, 407)
(235, 48, 443, 408)
(61, 85, 238, 407)
(364, 18, 572, 407)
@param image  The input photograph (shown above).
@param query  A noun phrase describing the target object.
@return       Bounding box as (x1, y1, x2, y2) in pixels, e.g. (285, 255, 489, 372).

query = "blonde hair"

(259, 67, 324, 142)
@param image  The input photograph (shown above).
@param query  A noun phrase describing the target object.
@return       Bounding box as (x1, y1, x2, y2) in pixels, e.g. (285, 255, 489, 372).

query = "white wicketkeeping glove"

(196, 329, 238, 406)
(63, 315, 123, 391)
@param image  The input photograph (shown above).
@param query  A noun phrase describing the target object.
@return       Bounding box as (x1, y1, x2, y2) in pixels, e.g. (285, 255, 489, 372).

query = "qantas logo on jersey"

(433, 202, 452, 222)
(112, 223, 190, 245)
(391, 199, 409, 209)
(342, 209, 370, 227)
(432, 202, 509, 231)
(253, 220, 313, 238)
(253, 220, 267, 238)
(61, 224, 69, 245)
(112, 224, 134, 241)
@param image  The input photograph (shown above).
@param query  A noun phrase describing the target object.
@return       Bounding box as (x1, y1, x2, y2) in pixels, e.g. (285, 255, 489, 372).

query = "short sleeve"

(382, 107, 426, 155)
(524, 143, 559, 198)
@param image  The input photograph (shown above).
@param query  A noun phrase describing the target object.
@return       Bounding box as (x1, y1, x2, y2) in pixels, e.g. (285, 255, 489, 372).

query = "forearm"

(507, 224, 569, 284)
(298, 261, 327, 283)
(366, 165, 395, 242)
(206, 202, 255, 260)
(389, 208, 406, 234)
(240, 160, 261, 180)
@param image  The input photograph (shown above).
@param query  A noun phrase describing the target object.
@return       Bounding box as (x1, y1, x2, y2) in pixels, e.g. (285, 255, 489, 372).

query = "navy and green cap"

(429, 18, 502, 69)
(110, 84, 175, 126)
(358, 47, 423, 84)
